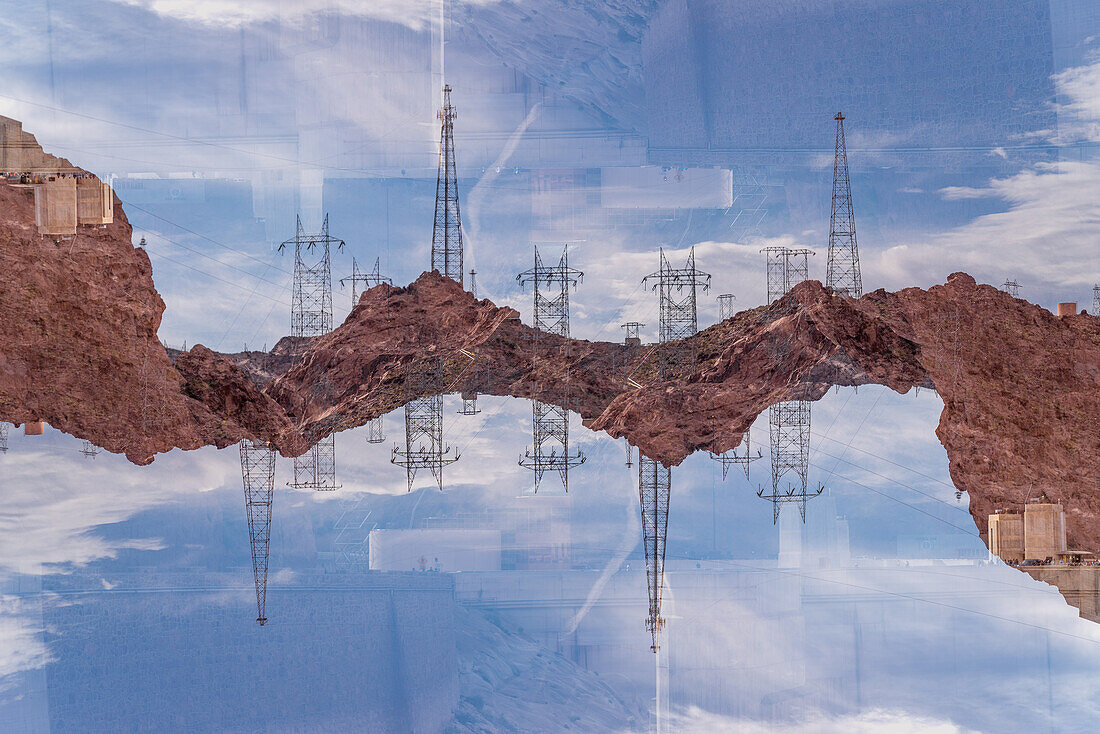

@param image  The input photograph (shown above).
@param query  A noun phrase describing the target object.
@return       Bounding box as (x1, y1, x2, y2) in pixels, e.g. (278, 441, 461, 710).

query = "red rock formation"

(261, 271, 1098, 553)
(0, 121, 1096, 560)
(0, 174, 301, 463)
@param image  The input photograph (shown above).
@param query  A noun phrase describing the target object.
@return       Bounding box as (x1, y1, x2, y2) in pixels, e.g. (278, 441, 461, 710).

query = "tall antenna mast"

(826, 112, 862, 297)
(432, 85, 463, 285)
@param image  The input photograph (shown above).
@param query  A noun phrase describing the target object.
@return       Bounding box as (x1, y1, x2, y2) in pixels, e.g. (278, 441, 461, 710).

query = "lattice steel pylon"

(761, 246, 813, 303)
(757, 402, 823, 523)
(517, 246, 585, 493)
(638, 453, 671, 652)
(758, 250, 823, 522)
(432, 85, 463, 285)
(288, 435, 340, 491)
(826, 112, 862, 298)
(341, 257, 392, 309)
(1094, 285, 1100, 316)
(278, 214, 344, 345)
(0, 422, 8, 453)
(1002, 279, 1021, 298)
(79, 440, 99, 458)
(392, 360, 460, 491)
(342, 258, 392, 443)
(711, 293, 761, 479)
(643, 247, 711, 343)
(240, 439, 275, 625)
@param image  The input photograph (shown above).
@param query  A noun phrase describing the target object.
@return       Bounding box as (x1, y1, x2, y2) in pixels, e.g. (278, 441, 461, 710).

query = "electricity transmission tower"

(79, 440, 99, 458)
(288, 435, 340, 491)
(711, 293, 761, 479)
(762, 246, 814, 303)
(279, 215, 343, 491)
(342, 258, 392, 443)
(516, 246, 585, 493)
(758, 250, 823, 522)
(240, 439, 275, 625)
(432, 85, 463, 285)
(1002, 279, 1021, 298)
(716, 293, 736, 321)
(278, 214, 344, 344)
(825, 112, 862, 298)
(0, 422, 8, 453)
(1092, 285, 1098, 315)
(341, 257, 391, 309)
(621, 321, 644, 346)
(642, 247, 711, 373)
(392, 359, 460, 491)
(638, 454, 671, 652)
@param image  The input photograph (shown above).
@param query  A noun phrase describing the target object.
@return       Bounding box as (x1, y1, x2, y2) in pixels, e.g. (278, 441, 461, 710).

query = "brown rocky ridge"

(1, 120, 1097, 563)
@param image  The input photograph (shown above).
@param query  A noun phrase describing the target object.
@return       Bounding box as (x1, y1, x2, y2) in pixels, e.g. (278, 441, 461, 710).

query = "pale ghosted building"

(369, 495, 574, 574)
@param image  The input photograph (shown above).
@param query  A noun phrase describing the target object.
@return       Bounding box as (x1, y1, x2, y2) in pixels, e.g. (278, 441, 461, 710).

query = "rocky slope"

(0, 122, 1096, 557)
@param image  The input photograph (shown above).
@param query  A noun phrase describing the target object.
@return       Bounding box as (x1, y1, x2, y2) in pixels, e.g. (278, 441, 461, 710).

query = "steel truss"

(761, 246, 813, 304)
(642, 247, 710, 375)
(392, 360, 459, 491)
(240, 439, 275, 625)
(341, 256, 392, 309)
(516, 246, 585, 492)
(826, 112, 862, 298)
(757, 401, 823, 523)
(639, 454, 671, 652)
(289, 434, 339, 491)
(279, 214, 344, 344)
(432, 85, 463, 285)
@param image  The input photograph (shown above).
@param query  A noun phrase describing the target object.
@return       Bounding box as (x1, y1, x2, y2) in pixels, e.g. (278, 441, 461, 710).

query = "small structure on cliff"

(989, 497, 1067, 563)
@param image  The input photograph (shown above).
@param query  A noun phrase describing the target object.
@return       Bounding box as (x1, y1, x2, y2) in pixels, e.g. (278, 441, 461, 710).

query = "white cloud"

(0, 597, 52, 684)
(655, 707, 980, 734)
(111, 0, 502, 31)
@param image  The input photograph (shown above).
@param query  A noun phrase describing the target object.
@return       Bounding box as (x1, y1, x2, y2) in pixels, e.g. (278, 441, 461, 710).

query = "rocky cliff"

(0, 125, 1097, 560)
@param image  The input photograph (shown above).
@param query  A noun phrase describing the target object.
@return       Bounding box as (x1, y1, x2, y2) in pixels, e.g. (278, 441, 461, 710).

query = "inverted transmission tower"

(342, 258, 392, 444)
(279, 215, 343, 491)
(432, 85, 463, 285)
(0, 422, 8, 453)
(240, 439, 275, 625)
(638, 454, 671, 652)
(825, 112, 862, 298)
(642, 247, 711, 373)
(759, 249, 823, 522)
(392, 359, 460, 491)
(710, 293, 761, 479)
(517, 246, 585, 493)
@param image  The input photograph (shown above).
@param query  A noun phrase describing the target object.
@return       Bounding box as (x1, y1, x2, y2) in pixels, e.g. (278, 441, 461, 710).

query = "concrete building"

(76, 178, 114, 226)
(33, 176, 77, 236)
(0, 116, 78, 175)
(988, 511, 1025, 563)
(1023, 500, 1067, 561)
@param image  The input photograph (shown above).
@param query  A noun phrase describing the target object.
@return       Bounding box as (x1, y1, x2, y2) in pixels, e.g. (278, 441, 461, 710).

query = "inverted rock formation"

(1, 120, 1097, 564)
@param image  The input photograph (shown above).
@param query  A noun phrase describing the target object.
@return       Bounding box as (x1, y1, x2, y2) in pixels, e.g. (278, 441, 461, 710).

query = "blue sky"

(2, 1, 1100, 731)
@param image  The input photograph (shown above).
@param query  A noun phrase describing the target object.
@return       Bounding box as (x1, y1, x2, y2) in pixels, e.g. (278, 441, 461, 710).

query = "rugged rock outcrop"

(0, 121, 1096, 561)
(258, 271, 1099, 553)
